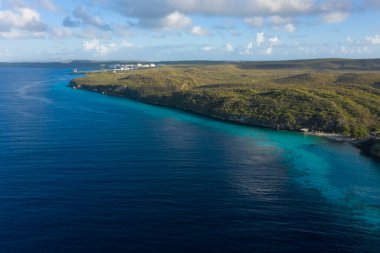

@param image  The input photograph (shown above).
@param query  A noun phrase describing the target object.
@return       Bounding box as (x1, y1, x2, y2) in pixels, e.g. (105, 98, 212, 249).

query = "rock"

(355, 138, 380, 160)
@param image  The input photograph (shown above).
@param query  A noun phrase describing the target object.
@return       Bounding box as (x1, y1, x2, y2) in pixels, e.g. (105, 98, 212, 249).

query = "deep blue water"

(0, 67, 380, 252)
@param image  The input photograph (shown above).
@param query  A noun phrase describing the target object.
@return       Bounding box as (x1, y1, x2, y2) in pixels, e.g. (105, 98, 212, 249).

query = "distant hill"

(2, 58, 380, 70)
(237, 58, 380, 71)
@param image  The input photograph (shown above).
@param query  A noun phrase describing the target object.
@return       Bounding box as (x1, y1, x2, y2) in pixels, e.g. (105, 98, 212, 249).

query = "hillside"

(69, 64, 380, 138)
(236, 58, 380, 71)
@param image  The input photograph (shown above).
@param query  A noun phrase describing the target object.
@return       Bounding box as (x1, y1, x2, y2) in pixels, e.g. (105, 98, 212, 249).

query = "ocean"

(0, 67, 379, 252)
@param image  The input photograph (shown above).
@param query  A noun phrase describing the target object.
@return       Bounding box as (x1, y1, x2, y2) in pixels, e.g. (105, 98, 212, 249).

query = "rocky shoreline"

(353, 138, 380, 160)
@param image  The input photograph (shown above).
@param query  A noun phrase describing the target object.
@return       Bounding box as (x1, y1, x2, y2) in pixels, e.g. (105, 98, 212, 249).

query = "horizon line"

(1, 57, 380, 64)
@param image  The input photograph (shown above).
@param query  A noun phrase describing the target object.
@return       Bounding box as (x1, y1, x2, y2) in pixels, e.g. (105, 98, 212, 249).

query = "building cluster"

(109, 63, 156, 73)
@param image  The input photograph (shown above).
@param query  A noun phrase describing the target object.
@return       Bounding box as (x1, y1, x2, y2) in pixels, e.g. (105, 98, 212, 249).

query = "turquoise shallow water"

(0, 67, 380, 252)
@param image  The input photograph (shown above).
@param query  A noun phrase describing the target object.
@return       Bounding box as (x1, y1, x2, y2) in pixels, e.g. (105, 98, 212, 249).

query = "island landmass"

(69, 59, 380, 159)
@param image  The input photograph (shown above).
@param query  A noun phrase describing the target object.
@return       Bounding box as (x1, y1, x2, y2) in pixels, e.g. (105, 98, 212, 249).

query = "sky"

(1, 0, 380, 61)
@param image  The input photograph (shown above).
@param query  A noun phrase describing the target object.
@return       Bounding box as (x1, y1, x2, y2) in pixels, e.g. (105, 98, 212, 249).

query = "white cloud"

(115, 0, 317, 18)
(200, 43, 235, 53)
(256, 32, 265, 46)
(161, 11, 192, 29)
(322, 11, 349, 23)
(244, 17, 263, 27)
(262, 36, 281, 55)
(191, 26, 208, 36)
(51, 27, 73, 38)
(269, 36, 281, 46)
(83, 39, 115, 55)
(110, 0, 362, 34)
(0, 31, 18, 39)
(264, 47, 273, 55)
(0, 7, 48, 39)
(65, 6, 111, 31)
(83, 39, 136, 55)
(365, 35, 380, 45)
(0, 30, 45, 39)
(201, 46, 215, 52)
(270, 16, 292, 25)
(269, 16, 296, 32)
(240, 42, 254, 55)
(0, 7, 47, 32)
(225, 42, 234, 52)
(120, 41, 135, 48)
(285, 23, 296, 32)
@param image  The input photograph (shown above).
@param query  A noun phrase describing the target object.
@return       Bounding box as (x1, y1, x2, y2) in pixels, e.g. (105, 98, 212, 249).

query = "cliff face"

(355, 138, 380, 159)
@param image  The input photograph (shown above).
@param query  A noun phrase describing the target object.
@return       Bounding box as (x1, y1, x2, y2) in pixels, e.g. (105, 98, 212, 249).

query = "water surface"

(0, 67, 379, 252)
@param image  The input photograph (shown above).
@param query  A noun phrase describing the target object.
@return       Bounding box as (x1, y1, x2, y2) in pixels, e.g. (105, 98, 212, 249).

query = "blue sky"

(1, 0, 380, 61)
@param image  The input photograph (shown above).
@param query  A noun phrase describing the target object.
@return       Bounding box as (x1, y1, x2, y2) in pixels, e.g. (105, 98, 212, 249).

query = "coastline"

(305, 132, 356, 141)
(69, 81, 280, 131)
(352, 138, 380, 160)
(69, 81, 380, 161)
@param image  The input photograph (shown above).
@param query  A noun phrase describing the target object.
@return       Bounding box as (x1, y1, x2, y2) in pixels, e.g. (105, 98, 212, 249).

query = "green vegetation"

(70, 63, 380, 138)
